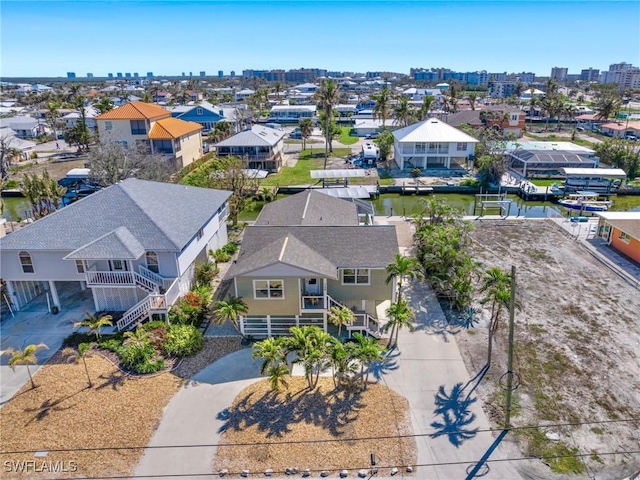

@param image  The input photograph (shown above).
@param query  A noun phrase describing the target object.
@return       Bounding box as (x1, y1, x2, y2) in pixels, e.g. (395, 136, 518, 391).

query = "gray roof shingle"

(65, 226, 146, 260)
(214, 125, 285, 148)
(0, 179, 230, 252)
(225, 225, 398, 279)
(255, 190, 358, 226)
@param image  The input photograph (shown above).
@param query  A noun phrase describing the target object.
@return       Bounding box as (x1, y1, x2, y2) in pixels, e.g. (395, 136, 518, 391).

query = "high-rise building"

(230, 71, 236, 78)
(580, 68, 600, 82)
(86, 73, 94, 78)
(218, 70, 224, 78)
(125, 73, 131, 78)
(600, 62, 638, 87)
(200, 71, 206, 77)
(117, 72, 123, 78)
(147, 72, 154, 78)
(108, 73, 114, 79)
(285, 68, 327, 83)
(550, 67, 568, 82)
(189, 71, 193, 77)
(67, 72, 76, 78)
(182, 72, 186, 77)
(134, 73, 139, 78)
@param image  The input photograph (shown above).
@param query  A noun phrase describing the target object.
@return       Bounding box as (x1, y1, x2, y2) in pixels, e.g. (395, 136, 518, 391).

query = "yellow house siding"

(177, 131, 203, 168)
(327, 269, 392, 315)
(236, 276, 301, 315)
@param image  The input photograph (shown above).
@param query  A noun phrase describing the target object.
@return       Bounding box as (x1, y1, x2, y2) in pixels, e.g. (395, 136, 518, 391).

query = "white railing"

(116, 296, 151, 331)
(327, 295, 380, 338)
(133, 272, 159, 292)
(164, 278, 181, 307)
(300, 294, 325, 310)
(86, 271, 134, 286)
(138, 266, 169, 288)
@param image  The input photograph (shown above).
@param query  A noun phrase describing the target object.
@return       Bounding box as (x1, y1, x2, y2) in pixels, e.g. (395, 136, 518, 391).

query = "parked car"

(576, 126, 585, 132)
(289, 132, 302, 139)
(624, 134, 638, 141)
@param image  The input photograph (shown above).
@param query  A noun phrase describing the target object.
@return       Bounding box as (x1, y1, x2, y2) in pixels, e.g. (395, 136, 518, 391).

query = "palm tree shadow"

(95, 371, 127, 391)
(368, 349, 400, 381)
(24, 387, 87, 425)
(429, 383, 479, 447)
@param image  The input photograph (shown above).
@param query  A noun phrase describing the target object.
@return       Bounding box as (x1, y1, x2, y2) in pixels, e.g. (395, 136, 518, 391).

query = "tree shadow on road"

(429, 382, 479, 447)
(368, 349, 400, 381)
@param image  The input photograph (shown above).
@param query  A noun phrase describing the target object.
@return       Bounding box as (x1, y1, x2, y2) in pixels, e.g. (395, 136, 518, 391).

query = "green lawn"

(260, 148, 352, 186)
(338, 127, 359, 145)
(530, 178, 563, 187)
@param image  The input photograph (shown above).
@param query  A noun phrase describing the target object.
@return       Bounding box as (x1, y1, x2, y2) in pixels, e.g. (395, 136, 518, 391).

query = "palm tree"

(284, 326, 332, 390)
(252, 337, 289, 391)
(327, 338, 357, 388)
(327, 305, 355, 338)
(74, 312, 113, 339)
(371, 85, 392, 128)
(46, 101, 60, 140)
(514, 82, 524, 101)
(315, 79, 340, 169)
(384, 300, 416, 349)
(467, 92, 479, 111)
(93, 97, 114, 114)
(527, 89, 539, 130)
(595, 88, 622, 121)
(351, 332, 385, 389)
(213, 295, 248, 332)
(123, 326, 150, 347)
(62, 343, 95, 387)
(272, 82, 282, 103)
(419, 96, 435, 121)
(385, 253, 424, 304)
(299, 117, 314, 150)
(3, 343, 48, 389)
(392, 95, 414, 127)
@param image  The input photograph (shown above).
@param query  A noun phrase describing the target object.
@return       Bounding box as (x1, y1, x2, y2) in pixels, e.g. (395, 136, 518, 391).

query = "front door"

(304, 278, 320, 295)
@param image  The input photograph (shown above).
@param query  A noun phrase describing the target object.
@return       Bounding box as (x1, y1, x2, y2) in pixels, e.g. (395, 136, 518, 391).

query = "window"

(19, 251, 34, 273)
(342, 268, 370, 285)
(105, 121, 113, 131)
(130, 119, 146, 135)
(146, 251, 159, 273)
(457, 142, 468, 151)
(511, 114, 518, 121)
(174, 140, 181, 152)
(415, 142, 426, 153)
(196, 228, 204, 241)
(619, 231, 631, 243)
(253, 280, 284, 299)
(110, 260, 127, 271)
(154, 139, 173, 154)
(75, 260, 85, 274)
(196, 108, 203, 115)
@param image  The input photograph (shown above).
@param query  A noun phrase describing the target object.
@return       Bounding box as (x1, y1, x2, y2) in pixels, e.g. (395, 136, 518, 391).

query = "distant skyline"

(1, 0, 639, 78)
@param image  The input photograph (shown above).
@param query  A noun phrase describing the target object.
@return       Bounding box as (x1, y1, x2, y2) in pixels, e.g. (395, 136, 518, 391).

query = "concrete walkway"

(136, 280, 522, 479)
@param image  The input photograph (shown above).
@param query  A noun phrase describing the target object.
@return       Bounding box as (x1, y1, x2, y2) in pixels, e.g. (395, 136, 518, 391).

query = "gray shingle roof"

(214, 125, 285, 148)
(255, 190, 358, 226)
(225, 225, 398, 279)
(65, 226, 146, 260)
(0, 179, 230, 252)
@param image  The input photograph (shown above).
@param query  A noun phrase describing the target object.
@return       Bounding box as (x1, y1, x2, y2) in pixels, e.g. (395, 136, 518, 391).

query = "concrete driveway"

(136, 280, 522, 479)
(0, 284, 94, 406)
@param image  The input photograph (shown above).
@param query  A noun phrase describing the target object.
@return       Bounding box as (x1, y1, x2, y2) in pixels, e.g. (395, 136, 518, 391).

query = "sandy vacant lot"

(457, 220, 640, 478)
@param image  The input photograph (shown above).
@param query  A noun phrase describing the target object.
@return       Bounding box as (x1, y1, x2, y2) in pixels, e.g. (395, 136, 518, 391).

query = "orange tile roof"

(95, 101, 171, 120)
(148, 117, 203, 139)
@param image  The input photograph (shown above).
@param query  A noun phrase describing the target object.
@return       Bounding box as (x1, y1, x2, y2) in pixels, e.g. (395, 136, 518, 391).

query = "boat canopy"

(561, 168, 627, 179)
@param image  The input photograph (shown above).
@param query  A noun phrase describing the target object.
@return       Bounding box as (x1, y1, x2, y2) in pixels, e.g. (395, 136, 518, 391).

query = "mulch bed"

(0, 356, 181, 479)
(213, 377, 416, 476)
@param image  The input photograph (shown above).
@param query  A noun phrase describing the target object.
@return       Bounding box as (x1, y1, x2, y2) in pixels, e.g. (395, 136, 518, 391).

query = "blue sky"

(1, 0, 639, 77)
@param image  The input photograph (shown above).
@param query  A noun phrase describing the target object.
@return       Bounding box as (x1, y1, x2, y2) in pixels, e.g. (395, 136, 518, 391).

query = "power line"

(44, 448, 640, 480)
(2, 417, 638, 455)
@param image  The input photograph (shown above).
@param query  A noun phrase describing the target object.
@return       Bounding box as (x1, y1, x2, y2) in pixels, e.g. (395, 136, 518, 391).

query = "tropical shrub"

(163, 324, 203, 357)
(213, 249, 232, 263)
(120, 341, 156, 370)
(195, 261, 218, 287)
(221, 242, 239, 255)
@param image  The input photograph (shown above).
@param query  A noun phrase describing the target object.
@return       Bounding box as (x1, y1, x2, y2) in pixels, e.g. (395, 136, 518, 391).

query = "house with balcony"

(214, 125, 285, 172)
(267, 105, 317, 123)
(95, 101, 203, 168)
(169, 101, 239, 133)
(392, 118, 479, 170)
(224, 190, 399, 339)
(0, 179, 230, 331)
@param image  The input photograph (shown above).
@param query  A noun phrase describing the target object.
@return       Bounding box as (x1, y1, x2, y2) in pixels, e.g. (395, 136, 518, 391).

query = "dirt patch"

(458, 220, 640, 477)
(9, 158, 87, 182)
(213, 377, 416, 476)
(0, 356, 181, 479)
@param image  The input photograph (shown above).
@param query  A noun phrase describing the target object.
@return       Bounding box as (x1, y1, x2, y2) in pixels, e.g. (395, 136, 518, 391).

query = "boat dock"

(517, 182, 564, 201)
(401, 180, 434, 195)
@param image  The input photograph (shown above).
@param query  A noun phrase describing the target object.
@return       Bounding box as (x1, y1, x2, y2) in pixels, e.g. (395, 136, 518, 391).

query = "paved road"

(136, 279, 522, 479)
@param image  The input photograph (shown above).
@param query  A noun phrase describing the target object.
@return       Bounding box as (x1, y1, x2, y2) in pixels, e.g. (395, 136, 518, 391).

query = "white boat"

(558, 192, 612, 212)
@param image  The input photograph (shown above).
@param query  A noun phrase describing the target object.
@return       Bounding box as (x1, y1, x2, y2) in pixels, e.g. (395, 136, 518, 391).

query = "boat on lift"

(558, 191, 612, 212)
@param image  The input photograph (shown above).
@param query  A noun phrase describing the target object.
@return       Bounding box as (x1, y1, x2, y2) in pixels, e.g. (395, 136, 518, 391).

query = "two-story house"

(0, 179, 230, 331)
(224, 190, 399, 339)
(214, 125, 285, 172)
(267, 105, 317, 123)
(392, 118, 479, 170)
(95, 101, 203, 168)
(170, 101, 238, 133)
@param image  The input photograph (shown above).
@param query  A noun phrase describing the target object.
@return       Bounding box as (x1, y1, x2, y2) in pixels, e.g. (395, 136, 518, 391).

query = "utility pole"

(504, 265, 517, 429)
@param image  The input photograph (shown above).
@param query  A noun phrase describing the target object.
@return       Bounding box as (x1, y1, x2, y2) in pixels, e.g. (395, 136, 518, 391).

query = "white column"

(295, 315, 299, 327)
(5, 281, 20, 311)
(239, 315, 245, 335)
(48, 280, 61, 310)
(80, 281, 87, 291)
(92, 288, 100, 312)
(266, 315, 272, 337)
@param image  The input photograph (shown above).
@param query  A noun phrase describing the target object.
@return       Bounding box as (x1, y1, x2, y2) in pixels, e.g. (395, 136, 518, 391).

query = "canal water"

(4, 192, 640, 223)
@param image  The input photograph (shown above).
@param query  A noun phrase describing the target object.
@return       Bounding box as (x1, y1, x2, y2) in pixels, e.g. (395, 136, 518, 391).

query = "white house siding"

(177, 209, 226, 276)
(0, 250, 87, 282)
(393, 141, 475, 169)
(97, 118, 153, 147)
(7, 280, 49, 309)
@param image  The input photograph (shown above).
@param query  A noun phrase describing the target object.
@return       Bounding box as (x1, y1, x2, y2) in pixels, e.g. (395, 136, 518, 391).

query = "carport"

(5, 280, 93, 314)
